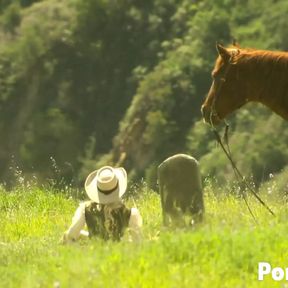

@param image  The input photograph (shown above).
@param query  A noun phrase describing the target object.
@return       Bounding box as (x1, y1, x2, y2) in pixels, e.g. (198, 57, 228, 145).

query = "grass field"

(1, 183, 288, 288)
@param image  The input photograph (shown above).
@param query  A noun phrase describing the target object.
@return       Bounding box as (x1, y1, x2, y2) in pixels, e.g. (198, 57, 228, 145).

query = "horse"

(201, 44, 288, 125)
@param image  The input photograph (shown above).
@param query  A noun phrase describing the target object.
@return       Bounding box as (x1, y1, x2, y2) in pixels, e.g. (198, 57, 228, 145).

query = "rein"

(213, 125, 275, 219)
(209, 54, 275, 219)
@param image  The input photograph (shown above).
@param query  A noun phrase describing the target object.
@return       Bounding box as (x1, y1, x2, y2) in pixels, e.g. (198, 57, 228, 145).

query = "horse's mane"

(213, 46, 288, 80)
(233, 47, 288, 67)
(222, 46, 288, 118)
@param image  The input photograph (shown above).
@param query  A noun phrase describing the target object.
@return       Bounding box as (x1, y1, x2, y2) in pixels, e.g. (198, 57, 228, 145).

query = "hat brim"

(84, 167, 127, 204)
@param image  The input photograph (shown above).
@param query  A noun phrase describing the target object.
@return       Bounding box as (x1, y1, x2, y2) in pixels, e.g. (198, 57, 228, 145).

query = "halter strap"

(210, 53, 235, 128)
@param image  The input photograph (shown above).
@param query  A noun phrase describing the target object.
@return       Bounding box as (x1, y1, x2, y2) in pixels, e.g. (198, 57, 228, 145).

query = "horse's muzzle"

(201, 105, 210, 123)
(201, 104, 221, 126)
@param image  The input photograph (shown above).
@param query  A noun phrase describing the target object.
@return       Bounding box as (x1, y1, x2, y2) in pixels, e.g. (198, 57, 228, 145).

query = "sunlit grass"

(1, 184, 288, 287)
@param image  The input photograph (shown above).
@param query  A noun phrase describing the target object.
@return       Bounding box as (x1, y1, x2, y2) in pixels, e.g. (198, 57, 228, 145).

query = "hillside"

(0, 0, 287, 192)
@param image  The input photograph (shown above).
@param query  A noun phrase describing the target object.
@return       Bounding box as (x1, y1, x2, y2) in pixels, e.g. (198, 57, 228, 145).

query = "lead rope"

(208, 51, 275, 219)
(212, 123, 275, 219)
(220, 122, 257, 223)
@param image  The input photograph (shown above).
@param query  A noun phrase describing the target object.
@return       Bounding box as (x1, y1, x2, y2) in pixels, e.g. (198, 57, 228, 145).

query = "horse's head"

(201, 44, 247, 126)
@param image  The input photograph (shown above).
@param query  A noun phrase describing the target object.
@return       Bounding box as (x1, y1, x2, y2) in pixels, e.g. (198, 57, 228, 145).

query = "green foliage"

(2, 2, 288, 285)
(0, 1, 42, 14)
(259, 167, 288, 202)
(0, 0, 288, 189)
(1, 2, 21, 33)
(1, 186, 288, 287)
(189, 105, 288, 187)
(108, 2, 233, 181)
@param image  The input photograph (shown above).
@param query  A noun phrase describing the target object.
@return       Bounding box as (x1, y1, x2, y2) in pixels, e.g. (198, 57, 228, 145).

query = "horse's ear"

(232, 38, 240, 48)
(216, 43, 230, 61)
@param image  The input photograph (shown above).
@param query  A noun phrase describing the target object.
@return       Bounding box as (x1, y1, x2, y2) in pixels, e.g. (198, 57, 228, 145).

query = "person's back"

(63, 166, 142, 243)
(85, 201, 131, 241)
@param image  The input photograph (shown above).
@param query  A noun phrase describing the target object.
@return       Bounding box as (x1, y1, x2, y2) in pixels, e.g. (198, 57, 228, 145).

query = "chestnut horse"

(201, 44, 288, 125)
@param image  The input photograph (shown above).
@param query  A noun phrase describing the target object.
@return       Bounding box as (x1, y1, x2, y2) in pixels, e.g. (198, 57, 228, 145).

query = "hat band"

(97, 181, 119, 195)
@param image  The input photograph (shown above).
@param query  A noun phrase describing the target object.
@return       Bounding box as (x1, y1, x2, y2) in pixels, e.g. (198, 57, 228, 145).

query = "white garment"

(63, 202, 142, 243)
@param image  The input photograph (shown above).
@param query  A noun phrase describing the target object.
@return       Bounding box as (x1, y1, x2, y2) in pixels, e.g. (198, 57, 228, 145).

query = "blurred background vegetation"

(0, 0, 288, 195)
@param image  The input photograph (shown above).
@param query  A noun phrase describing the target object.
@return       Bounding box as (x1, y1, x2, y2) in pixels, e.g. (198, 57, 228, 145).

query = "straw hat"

(84, 166, 127, 204)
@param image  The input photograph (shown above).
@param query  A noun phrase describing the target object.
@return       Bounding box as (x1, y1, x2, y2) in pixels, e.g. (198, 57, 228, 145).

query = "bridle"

(208, 51, 275, 219)
(209, 52, 236, 128)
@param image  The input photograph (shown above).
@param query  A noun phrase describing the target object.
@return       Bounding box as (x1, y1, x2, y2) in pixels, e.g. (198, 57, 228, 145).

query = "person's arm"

(62, 202, 88, 243)
(128, 207, 143, 242)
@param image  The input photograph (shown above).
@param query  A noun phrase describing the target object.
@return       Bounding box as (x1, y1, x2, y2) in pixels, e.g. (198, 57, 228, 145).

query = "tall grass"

(1, 183, 288, 288)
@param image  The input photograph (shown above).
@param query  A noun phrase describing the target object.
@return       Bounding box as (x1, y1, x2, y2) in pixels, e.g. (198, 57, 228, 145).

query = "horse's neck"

(245, 52, 288, 120)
